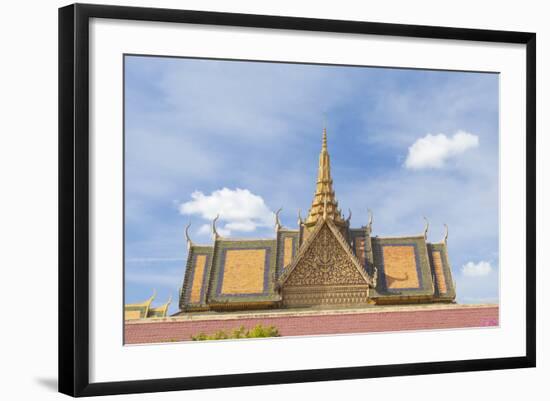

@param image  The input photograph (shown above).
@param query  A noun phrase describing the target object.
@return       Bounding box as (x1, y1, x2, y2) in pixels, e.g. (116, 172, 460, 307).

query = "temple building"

(178, 129, 456, 313)
(124, 291, 172, 320)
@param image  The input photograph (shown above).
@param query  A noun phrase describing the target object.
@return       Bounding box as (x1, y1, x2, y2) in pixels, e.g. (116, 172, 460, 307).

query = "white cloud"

(405, 131, 479, 169)
(461, 261, 493, 277)
(197, 224, 211, 235)
(197, 223, 231, 237)
(179, 188, 274, 236)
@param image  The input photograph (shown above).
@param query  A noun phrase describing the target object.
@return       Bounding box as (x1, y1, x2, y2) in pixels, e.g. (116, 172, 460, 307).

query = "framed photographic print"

(58, 3, 536, 397)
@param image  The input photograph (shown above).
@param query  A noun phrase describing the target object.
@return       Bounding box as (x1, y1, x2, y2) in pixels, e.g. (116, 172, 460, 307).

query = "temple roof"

(125, 291, 173, 320)
(279, 217, 373, 286)
(176, 128, 456, 310)
(147, 294, 172, 318)
(305, 128, 346, 228)
(427, 242, 456, 301)
(369, 235, 435, 302)
(125, 290, 155, 309)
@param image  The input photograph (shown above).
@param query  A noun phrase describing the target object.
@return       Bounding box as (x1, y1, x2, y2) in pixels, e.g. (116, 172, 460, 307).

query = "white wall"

(0, 0, 546, 400)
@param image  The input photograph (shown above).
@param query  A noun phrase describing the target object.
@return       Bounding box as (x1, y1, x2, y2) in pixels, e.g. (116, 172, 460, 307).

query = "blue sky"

(124, 55, 499, 314)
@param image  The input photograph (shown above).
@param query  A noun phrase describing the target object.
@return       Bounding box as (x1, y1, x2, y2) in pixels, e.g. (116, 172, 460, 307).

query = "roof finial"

(304, 122, 344, 227)
(297, 209, 303, 225)
(322, 112, 328, 152)
(212, 214, 220, 240)
(346, 208, 352, 224)
(275, 208, 283, 231)
(423, 216, 429, 239)
(442, 223, 448, 244)
(184, 222, 193, 250)
(367, 209, 373, 234)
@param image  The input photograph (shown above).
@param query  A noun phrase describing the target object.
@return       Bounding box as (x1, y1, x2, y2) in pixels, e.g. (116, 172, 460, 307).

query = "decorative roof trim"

(275, 207, 283, 231)
(189, 243, 214, 248)
(278, 217, 374, 286)
(148, 294, 172, 317)
(125, 289, 156, 317)
(277, 228, 299, 234)
(185, 222, 193, 250)
(212, 214, 220, 240)
(367, 209, 373, 234)
(278, 219, 324, 284)
(423, 216, 429, 239)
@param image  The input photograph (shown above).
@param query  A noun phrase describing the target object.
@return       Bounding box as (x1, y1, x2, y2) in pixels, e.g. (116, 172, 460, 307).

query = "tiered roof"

(124, 291, 172, 320)
(304, 128, 346, 228)
(177, 127, 456, 312)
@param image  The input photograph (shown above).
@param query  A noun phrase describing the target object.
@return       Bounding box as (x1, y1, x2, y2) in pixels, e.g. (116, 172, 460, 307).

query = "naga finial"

(212, 214, 220, 239)
(166, 293, 172, 306)
(443, 223, 448, 244)
(423, 216, 429, 239)
(184, 222, 193, 250)
(367, 209, 373, 233)
(275, 208, 283, 231)
(297, 209, 303, 225)
(346, 208, 352, 224)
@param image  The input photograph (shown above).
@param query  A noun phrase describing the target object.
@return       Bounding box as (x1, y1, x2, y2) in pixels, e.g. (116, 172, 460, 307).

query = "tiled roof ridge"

(126, 290, 156, 317)
(189, 243, 214, 248)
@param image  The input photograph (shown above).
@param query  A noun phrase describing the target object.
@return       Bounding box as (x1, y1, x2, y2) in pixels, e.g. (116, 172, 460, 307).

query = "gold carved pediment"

(285, 224, 368, 286)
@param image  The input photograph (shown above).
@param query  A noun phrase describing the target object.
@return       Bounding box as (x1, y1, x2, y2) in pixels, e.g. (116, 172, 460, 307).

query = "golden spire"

(305, 127, 346, 228)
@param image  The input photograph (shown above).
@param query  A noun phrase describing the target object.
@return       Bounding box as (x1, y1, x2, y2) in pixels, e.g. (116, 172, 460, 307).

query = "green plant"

(190, 332, 209, 341)
(191, 324, 280, 341)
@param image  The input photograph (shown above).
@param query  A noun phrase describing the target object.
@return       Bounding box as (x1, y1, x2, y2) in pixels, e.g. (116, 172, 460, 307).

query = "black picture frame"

(58, 3, 536, 397)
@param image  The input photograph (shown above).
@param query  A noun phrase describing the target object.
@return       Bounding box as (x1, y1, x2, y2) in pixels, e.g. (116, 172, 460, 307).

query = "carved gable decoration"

(284, 223, 369, 287)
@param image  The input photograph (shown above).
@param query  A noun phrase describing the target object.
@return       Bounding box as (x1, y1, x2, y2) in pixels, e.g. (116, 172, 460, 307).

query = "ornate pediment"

(283, 221, 370, 287)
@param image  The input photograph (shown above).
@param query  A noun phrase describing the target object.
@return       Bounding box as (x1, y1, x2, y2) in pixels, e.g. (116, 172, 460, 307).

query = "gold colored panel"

(124, 310, 142, 320)
(221, 249, 266, 294)
(383, 246, 419, 289)
(190, 255, 207, 303)
(283, 237, 294, 268)
(432, 251, 447, 294)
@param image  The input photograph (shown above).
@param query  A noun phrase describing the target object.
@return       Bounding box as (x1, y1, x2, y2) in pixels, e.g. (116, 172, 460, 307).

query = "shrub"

(190, 332, 209, 341)
(247, 324, 279, 338)
(191, 324, 280, 341)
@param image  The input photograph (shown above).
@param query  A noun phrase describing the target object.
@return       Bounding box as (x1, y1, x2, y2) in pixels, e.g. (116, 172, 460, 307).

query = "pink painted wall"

(125, 306, 498, 344)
